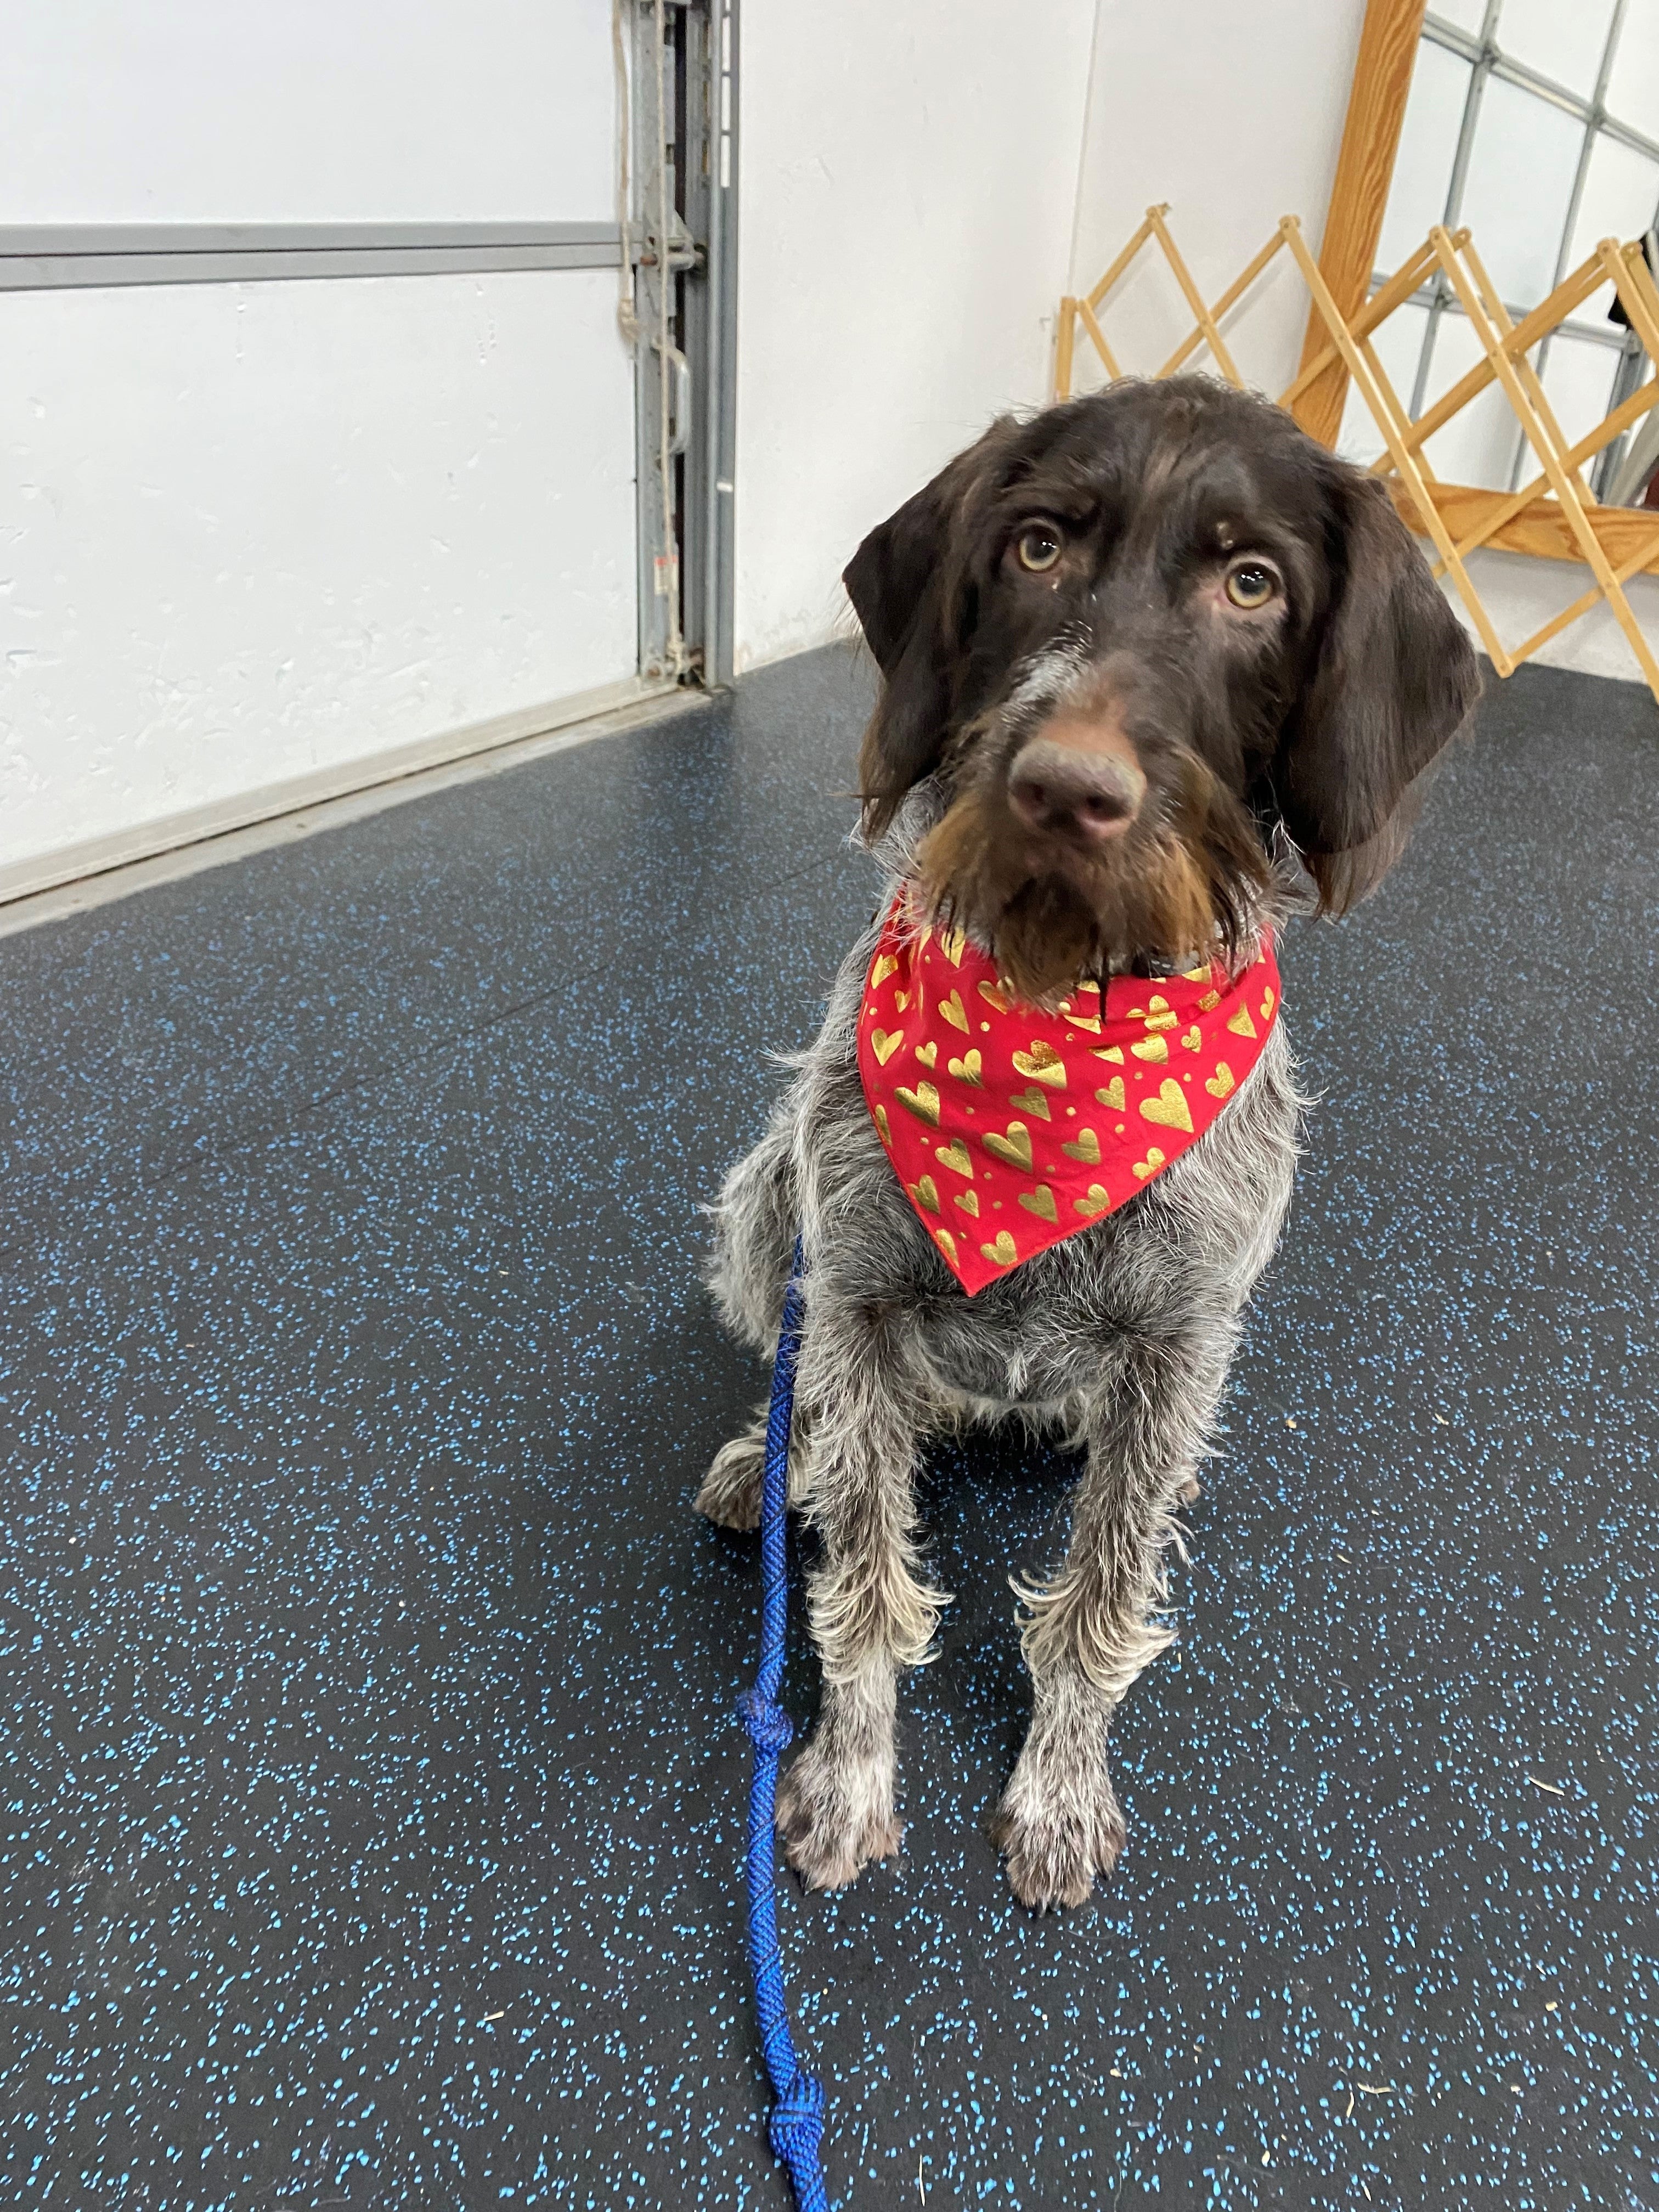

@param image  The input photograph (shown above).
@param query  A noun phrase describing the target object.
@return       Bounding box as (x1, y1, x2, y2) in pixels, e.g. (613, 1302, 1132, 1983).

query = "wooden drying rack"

(1053, 204, 1659, 702)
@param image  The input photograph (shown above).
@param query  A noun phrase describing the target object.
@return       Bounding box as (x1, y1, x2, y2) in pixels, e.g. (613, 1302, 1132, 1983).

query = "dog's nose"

(1006, 738, 1145, 844)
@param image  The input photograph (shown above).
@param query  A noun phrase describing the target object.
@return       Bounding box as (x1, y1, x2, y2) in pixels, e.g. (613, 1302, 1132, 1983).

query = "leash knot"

(768, 2066, 826, 2166)
(737, 1686, 795, 1755)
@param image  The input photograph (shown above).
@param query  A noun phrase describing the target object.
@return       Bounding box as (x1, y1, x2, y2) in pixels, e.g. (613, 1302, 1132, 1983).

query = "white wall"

(732, 0, 1098, 672)
(1066, 1, 1366, 404)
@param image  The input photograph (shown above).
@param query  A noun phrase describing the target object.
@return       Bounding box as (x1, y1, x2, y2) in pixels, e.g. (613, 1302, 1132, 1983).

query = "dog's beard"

(913, 752, 1272, 1006)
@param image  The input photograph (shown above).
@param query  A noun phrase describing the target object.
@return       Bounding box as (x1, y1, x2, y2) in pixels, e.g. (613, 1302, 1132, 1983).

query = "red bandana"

(856, 895, 1280, 1294)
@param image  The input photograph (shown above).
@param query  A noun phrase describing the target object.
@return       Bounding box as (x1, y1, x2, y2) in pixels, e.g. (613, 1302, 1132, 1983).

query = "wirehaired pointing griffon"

(699, 379, 1479, 1909)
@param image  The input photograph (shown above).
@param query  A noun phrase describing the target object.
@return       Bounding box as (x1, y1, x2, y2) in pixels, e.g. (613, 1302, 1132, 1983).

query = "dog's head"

(845, 378, 1481, 1004)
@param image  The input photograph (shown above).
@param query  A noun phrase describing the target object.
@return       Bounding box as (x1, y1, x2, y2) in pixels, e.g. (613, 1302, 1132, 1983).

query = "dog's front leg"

(776, 1297, 946, 1891)
(990, 1319, 1236, 1909)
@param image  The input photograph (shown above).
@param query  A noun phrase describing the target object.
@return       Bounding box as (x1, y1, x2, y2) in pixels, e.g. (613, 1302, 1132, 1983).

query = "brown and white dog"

(698, 378, 1479, 1909)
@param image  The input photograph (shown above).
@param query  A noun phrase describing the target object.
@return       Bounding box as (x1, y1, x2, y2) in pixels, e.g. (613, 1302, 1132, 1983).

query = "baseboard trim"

(0, 677, 699, 934)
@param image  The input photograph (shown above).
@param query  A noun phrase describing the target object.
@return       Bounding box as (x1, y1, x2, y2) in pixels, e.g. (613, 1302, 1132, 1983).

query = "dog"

(697, 377, 1480, 1910)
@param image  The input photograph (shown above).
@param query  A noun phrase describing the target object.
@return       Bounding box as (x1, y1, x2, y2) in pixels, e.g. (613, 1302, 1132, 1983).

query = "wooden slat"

(1054, 296, 1077, 402)
(1155, 228, 1285, 380)
(1369, 246, 1609, 478)
(1390, 478, 1659, 572)
(1146, 206, 1244, 387)
(1290, 0, 1429, 446)
(1280, 215, 1514, 672)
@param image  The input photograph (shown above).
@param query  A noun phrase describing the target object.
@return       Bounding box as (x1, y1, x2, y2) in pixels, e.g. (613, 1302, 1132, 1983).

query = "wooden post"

(1289, 0, 1428, 448)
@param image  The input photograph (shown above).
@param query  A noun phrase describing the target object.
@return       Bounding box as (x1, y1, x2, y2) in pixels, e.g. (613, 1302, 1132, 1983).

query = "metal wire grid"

(1390, 0, 1658, 496)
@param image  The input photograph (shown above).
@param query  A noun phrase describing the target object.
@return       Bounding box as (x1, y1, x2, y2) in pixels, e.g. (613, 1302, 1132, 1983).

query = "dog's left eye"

(1014, 522, 1064, 573)
(1224, 560, 1278, 610)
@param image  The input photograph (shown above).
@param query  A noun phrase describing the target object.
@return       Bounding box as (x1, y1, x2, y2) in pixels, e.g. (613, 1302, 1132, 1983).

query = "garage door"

(0, 0, 737, 902)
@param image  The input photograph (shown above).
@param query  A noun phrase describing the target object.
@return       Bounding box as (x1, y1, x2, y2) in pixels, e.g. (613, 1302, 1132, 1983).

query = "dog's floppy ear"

(1273, 469, 1481, 912)
(844, 418, 1017, 837)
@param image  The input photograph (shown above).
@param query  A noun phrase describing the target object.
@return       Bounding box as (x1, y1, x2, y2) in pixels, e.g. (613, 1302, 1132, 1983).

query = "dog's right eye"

(1014, 522, 1064, 573)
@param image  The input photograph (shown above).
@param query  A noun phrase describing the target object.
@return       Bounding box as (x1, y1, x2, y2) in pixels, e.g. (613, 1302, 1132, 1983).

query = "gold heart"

(947, 1048, 983, 1086)
(894, 989, 912, 1012)
(1131, 1035, 1169, 1064)
(1180, 1026, 1202, 1053)
(1260, 986, 1276, 1020)
(908, 1173, 941, 1214)
(953, 1189, 980, 1217)
(978, 979, 1013, 1013)
(1009, 1086, 1052, 1121)
(1094, 1076, 1126, 1111)
(896, 1081, 940, 1126)
(915, 1040, 938, 1069)
(1205, 1061, 1235, 1099)
(1058, 996, 1102, 1035)
(1140, 1080, 1194, 1132)
(871, 1026, 904, 1066)
(983, 1121, 1033, 1171)
(870, 953, 899, 989)
(934, 1138, 974, 1180)
(933, 1226, 957, 1265)
(873, 1104, 891, 1146)
(980, 1230, 1018, 1268)
(1132, 1147, 1167, 1180)
(1227, 1006, 1258, 1039)
(1141, 996, 1178, 1034)
(940, 989, 970, 1033)
(1062, 1126, 1101, 1164)
(1012, 1041, 1068, 1087)
(939, 927, 967, 966)
(1018, 1184, 1058, 1224)
(1181, 962, 1212, 983)
(1074, 1182, 1111, 1218)
(1198, 989, 1220, 1012)
(1093, 1045, 1126, 1066)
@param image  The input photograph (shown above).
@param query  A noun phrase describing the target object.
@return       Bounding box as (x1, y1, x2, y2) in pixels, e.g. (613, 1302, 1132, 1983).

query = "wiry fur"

(700, 381, 1478, 1909)
(703, 823, 1304, 1907)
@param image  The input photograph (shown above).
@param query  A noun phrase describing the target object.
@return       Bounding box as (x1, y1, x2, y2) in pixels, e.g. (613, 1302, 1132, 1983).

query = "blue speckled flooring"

(1, 647, 1655, 2212)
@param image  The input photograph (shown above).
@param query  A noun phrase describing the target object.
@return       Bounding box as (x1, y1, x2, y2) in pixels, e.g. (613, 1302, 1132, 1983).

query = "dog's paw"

(776, 1741, 902, 1892)
(988, 1766, 1125, 1911)
(694, 1430, 765, 1531)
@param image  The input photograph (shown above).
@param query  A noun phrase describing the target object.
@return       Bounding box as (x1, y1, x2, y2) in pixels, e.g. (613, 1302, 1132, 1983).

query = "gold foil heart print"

(1204, 1062, 1235, 1098)
(1132, 1147, 1167, 1180)
(870, 954, 898, 989)
(980, 1230, 1018, 1268)
(871, 1027, 904, 1066)
(1074, 1183, 1111, 1218)
(947, 1047, 983, 1086)
(983, 1121, 1034, 1171)
(1227, 1006, 1257, 1039)
(896, 1081, 940, 1125)
(1139, 1080, 1194, 1132)
(934, 1138, 974, 1180)
(1012, 1041, 1067, 1086)
(1062, 1126, 1101, 1164)
(1130, 1036, 1169, 1064)
(1018, 1184, 1058, 1224)
(953, 1189, 979, 1217)
(940, 989, 970, 1033)
(1009, 1086, 1052, 1121)
(1094, 1076, 1126, 1110)
(914, 1041, 939, 1069)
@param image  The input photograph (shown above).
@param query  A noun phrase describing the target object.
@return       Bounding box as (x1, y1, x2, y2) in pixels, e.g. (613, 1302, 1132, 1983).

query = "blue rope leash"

(735, 1240, 831, 2210)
